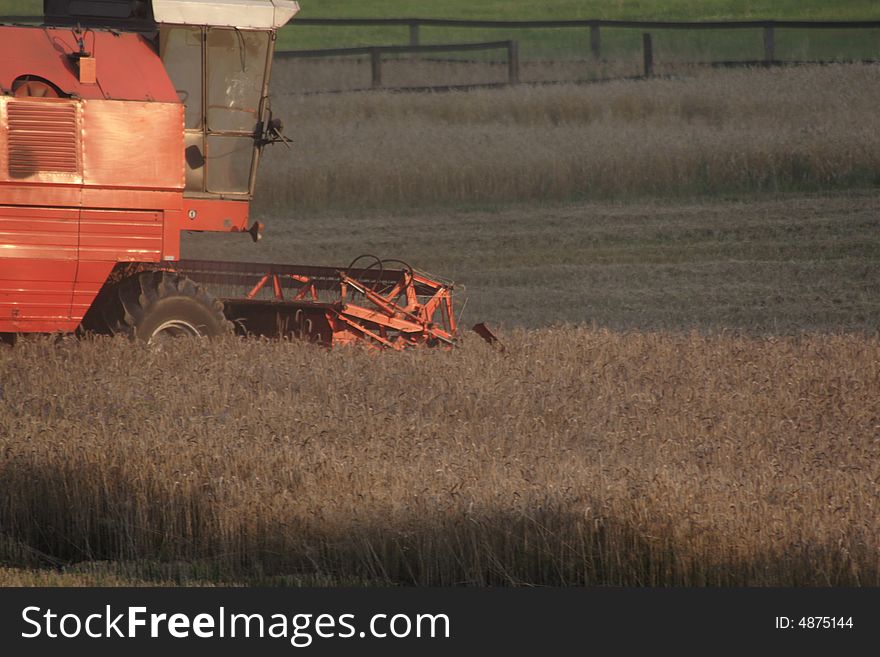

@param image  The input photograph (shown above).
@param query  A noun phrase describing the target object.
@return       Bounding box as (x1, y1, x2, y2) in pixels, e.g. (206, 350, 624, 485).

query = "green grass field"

(298, 0, 880, 21)
(3, 1, 879, 60)
(3, 1, 876, 20)
(278, 1, 880, 59)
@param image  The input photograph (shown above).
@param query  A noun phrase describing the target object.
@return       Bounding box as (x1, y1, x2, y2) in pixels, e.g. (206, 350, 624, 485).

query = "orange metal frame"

(172, 258, 458, 349)
(239, 264, 453, 349)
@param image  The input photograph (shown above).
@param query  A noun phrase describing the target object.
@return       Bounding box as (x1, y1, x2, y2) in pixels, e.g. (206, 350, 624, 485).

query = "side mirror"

(256, 113, 292, 149)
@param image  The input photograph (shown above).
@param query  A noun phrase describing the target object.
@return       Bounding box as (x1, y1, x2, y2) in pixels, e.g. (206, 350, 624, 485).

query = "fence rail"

(277, 41, 520, 88)
(291, 17, 880, 63)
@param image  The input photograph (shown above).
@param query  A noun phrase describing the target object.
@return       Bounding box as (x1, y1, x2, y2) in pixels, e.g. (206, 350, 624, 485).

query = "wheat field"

(2, 56, 879, 587)
(1, 329, 878, 586)
(260, 63, 880, 210)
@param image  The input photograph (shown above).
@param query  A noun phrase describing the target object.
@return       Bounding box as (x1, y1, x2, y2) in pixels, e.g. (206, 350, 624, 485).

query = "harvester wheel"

(84, 271, 231, 343)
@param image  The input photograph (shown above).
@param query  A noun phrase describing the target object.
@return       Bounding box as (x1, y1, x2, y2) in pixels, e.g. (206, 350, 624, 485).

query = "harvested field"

(1, 330, 878, 586)
(184, 192, 880, 334)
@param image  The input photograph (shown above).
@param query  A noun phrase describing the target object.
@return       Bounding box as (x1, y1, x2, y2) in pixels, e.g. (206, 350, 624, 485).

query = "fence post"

(763, 24, 775, 64)
(409, 21, 420, 47)
(370, 48, 382, 88)
(642, 33, 653, 77)
(508, 40, 520, 85)
(589, 22, 601, 59)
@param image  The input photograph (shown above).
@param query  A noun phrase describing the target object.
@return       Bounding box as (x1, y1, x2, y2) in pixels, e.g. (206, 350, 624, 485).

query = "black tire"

(82, 270, 231, 343)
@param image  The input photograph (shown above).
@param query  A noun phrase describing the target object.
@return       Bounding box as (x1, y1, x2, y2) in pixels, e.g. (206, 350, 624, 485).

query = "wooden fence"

(4, 15, 879, 64)
(292, 17, 880, 65)
(275, 17, 879, 91)
(276, 37, 667, 90)
(276, 40, 520, 88)
(2, 15, 878, 91)
(3, 16, 879, 65)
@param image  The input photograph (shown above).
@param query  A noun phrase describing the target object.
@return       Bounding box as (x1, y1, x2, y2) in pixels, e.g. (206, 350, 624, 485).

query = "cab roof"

(152, 0, 300, 29)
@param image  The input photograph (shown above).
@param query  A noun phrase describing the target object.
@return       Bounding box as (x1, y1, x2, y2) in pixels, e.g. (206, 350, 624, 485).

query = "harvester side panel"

(0, 26, 186, 333)
(71, 208, 172, 322)
(80, 100, 185, 192)
(0, 205, 78, 332)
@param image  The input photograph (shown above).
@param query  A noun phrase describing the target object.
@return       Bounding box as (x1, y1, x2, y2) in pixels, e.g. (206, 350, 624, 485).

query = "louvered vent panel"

(7, 101, 79, 177)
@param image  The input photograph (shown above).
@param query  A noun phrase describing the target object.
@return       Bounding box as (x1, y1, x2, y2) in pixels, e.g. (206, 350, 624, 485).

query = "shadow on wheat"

(1, 329, 877, 585)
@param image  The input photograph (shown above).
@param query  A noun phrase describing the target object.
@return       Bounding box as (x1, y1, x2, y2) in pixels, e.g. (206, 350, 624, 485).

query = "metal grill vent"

(7, 101, 79, 178)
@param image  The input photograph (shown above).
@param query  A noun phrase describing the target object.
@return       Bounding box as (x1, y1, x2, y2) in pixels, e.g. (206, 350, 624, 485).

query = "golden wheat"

(257, 63, 880, 210)
(1, 328, 878, 585)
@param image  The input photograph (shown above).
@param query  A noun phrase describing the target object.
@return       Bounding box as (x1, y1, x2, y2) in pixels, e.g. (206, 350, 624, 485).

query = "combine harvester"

(0, 0, 460, 349)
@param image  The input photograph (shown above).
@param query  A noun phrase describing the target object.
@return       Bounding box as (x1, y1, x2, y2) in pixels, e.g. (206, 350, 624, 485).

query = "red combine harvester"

(0, 0, 458, 349)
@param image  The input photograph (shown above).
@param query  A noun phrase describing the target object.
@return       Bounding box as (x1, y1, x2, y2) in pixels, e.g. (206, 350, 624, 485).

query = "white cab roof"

(152, 0, 300, 29)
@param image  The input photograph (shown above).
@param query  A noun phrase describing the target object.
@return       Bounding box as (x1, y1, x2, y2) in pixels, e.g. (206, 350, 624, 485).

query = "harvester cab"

(43, 0, 297, 229)
(0, 1, 458, 348)
(156, 3, 295, 204)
